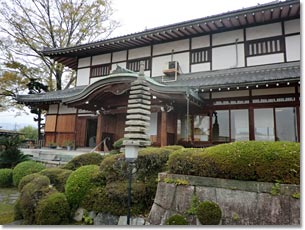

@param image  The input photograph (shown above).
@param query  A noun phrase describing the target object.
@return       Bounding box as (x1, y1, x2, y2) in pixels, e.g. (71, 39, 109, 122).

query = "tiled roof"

(154, 61, 300, 90)
(16, 61, 300, 105)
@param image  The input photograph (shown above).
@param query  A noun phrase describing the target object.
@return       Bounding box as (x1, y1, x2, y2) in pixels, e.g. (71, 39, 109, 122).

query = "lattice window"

(246, 36, 284, 57)
(91, 64, 111, 77)
(191, 48, 211, 64)
(127, 58, 151, 72)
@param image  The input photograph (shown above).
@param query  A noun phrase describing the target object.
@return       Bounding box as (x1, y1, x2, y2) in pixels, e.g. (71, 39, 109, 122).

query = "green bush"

(62, 152, 104, 171)
(113, 138, 125, 150)
(165, 214, 188, 225)
(0, 168, 13, 187)
(18, 174, 52, 224)
(40, 168, 72, 192)
(18, 173, 50, 192)
(12, 161, 45, 187)
(196, 201, 222, 225)
(65, 165, 101, 209)
(35, 192, 70, 225)
(168, 141, 300, 184)
(100, 153, 127, 183)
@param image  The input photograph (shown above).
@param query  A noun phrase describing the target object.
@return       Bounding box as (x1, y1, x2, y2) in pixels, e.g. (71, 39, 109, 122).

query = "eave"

(41, 0, 300, 70)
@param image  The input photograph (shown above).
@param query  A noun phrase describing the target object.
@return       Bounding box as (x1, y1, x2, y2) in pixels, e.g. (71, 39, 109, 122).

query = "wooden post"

(160, 111, 167, 147)
(96, 113, 103, 151)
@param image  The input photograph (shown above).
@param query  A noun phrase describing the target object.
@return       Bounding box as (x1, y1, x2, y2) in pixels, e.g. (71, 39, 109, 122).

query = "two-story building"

(17, 0, 300, 150)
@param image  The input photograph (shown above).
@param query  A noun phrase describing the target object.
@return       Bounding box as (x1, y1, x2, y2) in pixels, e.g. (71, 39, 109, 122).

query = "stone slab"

(127, 108, 150, 115)
(126, 120, 150, 127)
(129, 94, 151, 100)
(154, 182, 176, 209)
(128, 98, 151, 105)
(128, 103, 151, 110)
(173, 185, 194, 214)
(124, 126, 148, 133)
(130, 89, 151, 96)
(124, 133, 149, 139)
(126, 114, 150, 121)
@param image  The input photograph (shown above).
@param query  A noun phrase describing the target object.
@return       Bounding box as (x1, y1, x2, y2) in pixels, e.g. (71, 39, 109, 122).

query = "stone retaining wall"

(147, 173, 300, 225)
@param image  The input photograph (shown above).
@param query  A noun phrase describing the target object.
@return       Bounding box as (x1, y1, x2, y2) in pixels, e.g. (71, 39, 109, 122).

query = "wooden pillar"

(160, 111, 167, 147)
(96, 113, 103, 151)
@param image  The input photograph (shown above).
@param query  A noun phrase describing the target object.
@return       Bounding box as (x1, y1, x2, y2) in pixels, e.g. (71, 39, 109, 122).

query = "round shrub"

(100, 154, 127, 183)
(40, 168, 72, 192)
(18, 173, 49, 192)
(35, 192, 70, 225)
(12, 161, 45, 186)
(166, 214, 188, 225)
(196, 201, 222, 225)
(168, 141, 300, 184)
(0, 168, 13, 187)
(19, 175, 52, 224)
(65, 165, 101, 209)
(62, 152, 104, 171)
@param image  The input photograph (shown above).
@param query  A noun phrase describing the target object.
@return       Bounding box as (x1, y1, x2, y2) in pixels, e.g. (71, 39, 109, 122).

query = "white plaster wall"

(285, 35, 300, 61)
(92, 53, 111, 65)
(48, 104, 58, 114)
(76, 68, 90, 86)
(246, 23, 282, 40)
(128, 46, 151, 59)
(247, 53, 284, 66)
(149, 112, 157, 135)
(252, 87, 295, 96)
(191, 62, 210, 72)
(151, 52, 189, 76)
(285, 19, 300, 34)
(111, 62, 126, 71)
(212, 90, 249, 99)
(58, 104, 77, 114)
(78, 109, 94, 114)
(112, 50, 127, 62)
(153, 39, 189, 56)
(78, 57, 91, 68)
(212, 29, 244, 46)
(192, 35, 210, 49)
(212, 44, 245, 70)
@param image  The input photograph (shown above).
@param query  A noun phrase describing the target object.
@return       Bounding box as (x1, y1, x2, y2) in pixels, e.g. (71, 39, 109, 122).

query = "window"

(231, 109, 249, 141)
(212, 111, 229, 142)
(91, 64, 111, 77)
(191, 48, 211, 64)
(275, 107, 298, 141)
(127, 58, 151, 72)
(254, 108, 275, 141)
(194, 114, 210, 141)
(246, 36, 284, 57)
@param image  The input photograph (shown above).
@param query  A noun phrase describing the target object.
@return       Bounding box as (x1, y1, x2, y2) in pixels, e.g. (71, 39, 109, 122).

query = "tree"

(19, 126, 38, 140)
(0, 0, 119, 92)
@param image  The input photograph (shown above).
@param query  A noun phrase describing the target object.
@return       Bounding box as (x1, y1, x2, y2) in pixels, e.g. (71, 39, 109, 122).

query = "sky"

(0, 0, 293, 130)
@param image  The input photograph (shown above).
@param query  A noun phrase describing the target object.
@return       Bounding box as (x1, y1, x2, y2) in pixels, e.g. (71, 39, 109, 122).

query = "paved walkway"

(0, 190, 19, 205)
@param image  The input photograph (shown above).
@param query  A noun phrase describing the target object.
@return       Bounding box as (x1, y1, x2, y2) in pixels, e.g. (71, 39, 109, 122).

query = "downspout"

(233, 38, 239, 68)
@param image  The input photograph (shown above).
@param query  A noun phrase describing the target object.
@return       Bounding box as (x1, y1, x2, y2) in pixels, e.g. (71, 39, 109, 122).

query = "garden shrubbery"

(168, 141, 300, 184)
(62, 152, 104, 171)
(0, 168, 13, 187)
(40, 168, 72, 192)
(12, 161, 45, 187)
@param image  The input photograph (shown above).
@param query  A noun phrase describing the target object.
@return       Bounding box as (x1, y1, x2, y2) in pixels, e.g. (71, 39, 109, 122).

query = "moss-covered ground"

(0, 187, 18, 224)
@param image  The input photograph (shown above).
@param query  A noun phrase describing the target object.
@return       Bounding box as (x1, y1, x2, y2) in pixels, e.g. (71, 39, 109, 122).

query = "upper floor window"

(190, 48, 211, 64)
(91, 64, 111, 77)
(127, 57, 151, 72)
(246, 36, 284, 57)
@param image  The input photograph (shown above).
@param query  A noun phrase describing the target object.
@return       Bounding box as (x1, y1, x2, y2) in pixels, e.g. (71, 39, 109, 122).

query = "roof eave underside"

(42, 0, 300, 70)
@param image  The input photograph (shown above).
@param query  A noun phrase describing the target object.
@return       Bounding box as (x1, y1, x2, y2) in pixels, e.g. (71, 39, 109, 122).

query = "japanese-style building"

(17, 0, 300, 150)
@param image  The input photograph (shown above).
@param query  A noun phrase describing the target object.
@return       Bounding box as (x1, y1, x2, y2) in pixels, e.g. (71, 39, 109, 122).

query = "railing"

(90, 136, 110, 153)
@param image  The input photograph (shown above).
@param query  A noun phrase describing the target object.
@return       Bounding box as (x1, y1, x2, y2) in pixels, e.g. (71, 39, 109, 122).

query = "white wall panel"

(212, 90, 249, 99)
(246, 23, 282, 40)
(192, 35, 210, 49)
(191, 62, 210, 72)
(129, 46, 151, 59)
(78, 57, 91, 68)
(285, 19, 300, 34)
(285, 35, 300, 61)
(212, 29, 243, 46)
(152, 52, 189, 76)
(149, 113, 158, 135)
(112, 50, 127, 62)
(212, 44, 245, 70)
(252, 87, 295, 96)
(111, 62, 126, 72)
(92, 54, 111, 65)
(58, 104, 77, 114)
(153, 39, 189, 56)
(76, 68, 90, 86)
(48, 104, 58, 114)
(247, 53, 284, 66)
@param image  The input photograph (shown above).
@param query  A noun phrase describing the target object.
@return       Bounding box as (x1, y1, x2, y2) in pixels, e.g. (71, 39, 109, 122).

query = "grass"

(0, 187, 18, 224)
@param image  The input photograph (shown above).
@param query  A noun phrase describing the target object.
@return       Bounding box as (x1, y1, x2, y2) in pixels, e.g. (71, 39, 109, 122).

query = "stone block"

(173, 185, 194, 214)
(130, 89, 151, 96)
(125, 120, 150, 127)
(128, 98, 151, 105)
(129, 94, 151, 100)
(73, 207, 85, 222)
(126, 114, 150, 121)
(127, 108, 150, 115)
(147, 203, 166, 225)
(154, 182, 176, 209)
(196, 186, 217, 203)
(130, 85, 150, 91)
(93, 213, 119, 225)
(128, 103, 151, 110)
(289, 197, 300, 225)
(124, 126, 147, 133)
(124, 133, 149, 139)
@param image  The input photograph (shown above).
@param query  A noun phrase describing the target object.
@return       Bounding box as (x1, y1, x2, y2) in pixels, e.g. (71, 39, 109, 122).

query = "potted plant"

(48, 142, 57, 149)
(63, 140, 75, 151)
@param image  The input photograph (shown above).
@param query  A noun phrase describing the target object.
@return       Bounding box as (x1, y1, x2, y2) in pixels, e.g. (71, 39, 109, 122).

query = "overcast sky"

(0, 0, 293, 129)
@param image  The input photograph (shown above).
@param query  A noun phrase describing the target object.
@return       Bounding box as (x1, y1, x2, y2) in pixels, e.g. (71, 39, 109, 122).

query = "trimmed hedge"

(18, 173, 49, 192)
(196, 201, 222, 225)
(35, 192, 70, 225)
(12, 161, 45, 187)
(40, 168, 72, 192)
(0, 168, 13, 187)
(166, 214, 188, 225)
(62, 152, 104, 171)
(65, 165, 101, 209)
(168, 141, 300, 184)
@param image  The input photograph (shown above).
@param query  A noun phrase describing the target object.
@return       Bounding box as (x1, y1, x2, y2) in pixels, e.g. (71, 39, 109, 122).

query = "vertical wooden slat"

(160, 111, 167, 147)
(96, 114, 103, 151)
